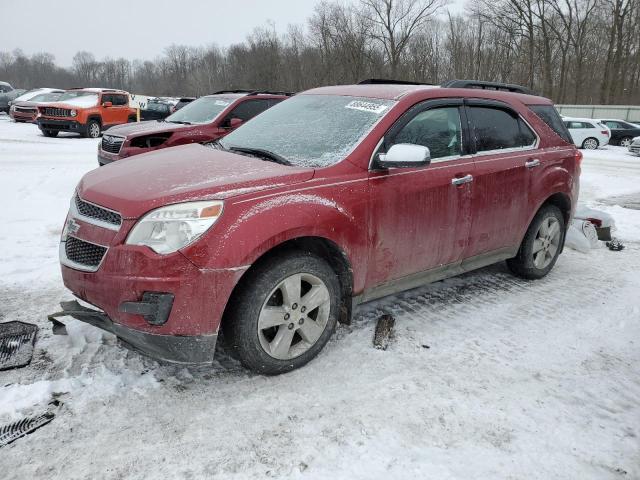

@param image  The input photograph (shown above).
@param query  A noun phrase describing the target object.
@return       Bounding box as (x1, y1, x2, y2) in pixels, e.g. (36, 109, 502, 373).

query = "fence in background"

(556, 105, 640, 122)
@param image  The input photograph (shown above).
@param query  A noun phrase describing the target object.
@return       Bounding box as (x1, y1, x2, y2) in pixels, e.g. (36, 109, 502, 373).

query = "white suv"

(563, 117, 610, 150)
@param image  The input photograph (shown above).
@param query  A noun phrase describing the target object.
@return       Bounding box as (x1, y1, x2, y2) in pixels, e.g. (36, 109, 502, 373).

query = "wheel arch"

(86, 114, 102, 126)
(220, 235, 355, 334)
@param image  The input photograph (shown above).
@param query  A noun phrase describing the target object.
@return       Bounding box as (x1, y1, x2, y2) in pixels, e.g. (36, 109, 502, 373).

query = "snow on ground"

(0, 113, 639, 479)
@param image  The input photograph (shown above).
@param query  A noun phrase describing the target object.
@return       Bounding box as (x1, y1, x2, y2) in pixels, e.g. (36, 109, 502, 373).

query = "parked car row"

(561, 115, 640, 150)
(51, 78, 584, 375)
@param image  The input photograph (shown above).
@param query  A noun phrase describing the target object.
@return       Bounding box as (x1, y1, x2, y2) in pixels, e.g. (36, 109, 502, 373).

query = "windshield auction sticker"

(345, 100, 388, 115)
(214, 100, 231, 106)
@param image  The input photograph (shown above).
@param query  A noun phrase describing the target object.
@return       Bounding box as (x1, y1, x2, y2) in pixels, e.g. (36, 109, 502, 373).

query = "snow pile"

(0, 119, 638, 478)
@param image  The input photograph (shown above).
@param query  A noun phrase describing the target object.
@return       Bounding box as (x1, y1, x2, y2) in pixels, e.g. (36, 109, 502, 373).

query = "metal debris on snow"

(373, 313, 395, 350)
(0, 400, 62, 447)
(0, 321, 38, 370)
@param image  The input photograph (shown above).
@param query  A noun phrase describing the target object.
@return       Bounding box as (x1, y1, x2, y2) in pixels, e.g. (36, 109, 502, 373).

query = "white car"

(562, 117, 610, 149)
(629, 136, 640, 156)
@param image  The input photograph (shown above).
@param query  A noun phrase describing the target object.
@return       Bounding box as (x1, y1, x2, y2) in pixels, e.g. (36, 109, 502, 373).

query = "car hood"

(106, 120, 194, 138)
(78, 144, 315, 219)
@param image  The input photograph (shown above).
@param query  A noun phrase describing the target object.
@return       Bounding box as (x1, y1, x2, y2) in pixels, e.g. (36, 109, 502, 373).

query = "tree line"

(1, 0, 638, 105)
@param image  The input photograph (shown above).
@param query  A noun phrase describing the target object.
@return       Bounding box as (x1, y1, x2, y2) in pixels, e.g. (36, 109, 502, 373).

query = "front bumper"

(97, 149, 121, 166)
(49, 300, 218, 364)
(38, 118, 87, 134)
(10, 110, 37, 122)
(630, 144, 640, 155)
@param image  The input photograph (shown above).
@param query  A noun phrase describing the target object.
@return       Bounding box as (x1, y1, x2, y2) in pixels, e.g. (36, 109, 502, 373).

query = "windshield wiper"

(168, 120, 192, 125)
(229, 147, 291, 166)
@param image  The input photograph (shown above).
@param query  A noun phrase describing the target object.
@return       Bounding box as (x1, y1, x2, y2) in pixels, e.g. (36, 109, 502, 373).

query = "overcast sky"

(1, 0, 463, 67)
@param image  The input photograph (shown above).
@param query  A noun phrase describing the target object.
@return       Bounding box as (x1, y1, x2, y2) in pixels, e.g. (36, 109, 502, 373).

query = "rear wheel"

(507, 204, 565, 280)
(85, 120, 101, 138)
(223, 251, 340, 375)
(42, 129, 58, 138)
(581, 137, 599, 149)
(620, 136, 633, 147)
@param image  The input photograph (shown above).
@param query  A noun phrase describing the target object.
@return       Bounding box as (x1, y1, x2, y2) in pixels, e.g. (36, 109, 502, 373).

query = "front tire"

(85, 120, 101, 138)
(42, 129, 58, 137)
(507, 204, 565, 280)
(581, 137, 599, 149)
(620, 136, 633, 147)
(224, 251, 341, 375)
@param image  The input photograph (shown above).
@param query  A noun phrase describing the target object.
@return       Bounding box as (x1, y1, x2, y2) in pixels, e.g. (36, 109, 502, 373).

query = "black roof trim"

(441, 79, 534, 95)
(212, 89, 295, 97)
(358, 78, 433, 86)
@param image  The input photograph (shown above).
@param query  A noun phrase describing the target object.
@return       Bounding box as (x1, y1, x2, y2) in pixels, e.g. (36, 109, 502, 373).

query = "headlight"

(126, 200, 224, 254)
(70, 109, 77, 117)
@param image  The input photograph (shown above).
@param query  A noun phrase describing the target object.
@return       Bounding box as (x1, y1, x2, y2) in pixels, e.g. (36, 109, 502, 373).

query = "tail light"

(601, 130, 609, 136)
(574, 149, 583, 167)
(586, 217, 602, 227)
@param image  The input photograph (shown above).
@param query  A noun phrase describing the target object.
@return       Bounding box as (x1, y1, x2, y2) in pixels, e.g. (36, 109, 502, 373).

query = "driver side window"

(391, 107, 462, 161)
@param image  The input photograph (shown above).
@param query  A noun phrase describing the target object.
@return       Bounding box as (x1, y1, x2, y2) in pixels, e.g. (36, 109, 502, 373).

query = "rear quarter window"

(528, 104, 572, 144)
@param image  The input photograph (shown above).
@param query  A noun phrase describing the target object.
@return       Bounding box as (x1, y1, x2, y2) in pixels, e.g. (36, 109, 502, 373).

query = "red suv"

(97, 90, 292, 166)
(55, 80, 580, 374)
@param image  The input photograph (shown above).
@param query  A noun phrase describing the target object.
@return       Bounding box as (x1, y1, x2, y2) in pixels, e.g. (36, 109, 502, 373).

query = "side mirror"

(229, 117, 243, 129)
(376, 143, 431, 169)
(102, 101, 113, 108)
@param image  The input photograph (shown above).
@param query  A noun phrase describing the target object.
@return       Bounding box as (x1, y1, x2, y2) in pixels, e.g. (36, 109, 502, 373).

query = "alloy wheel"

(258, 272, 331, 360)
(532, 217, 561, 269)
(89, 123, 100, 138)
(620, 137, 632, 147)
(583, 138, 598, 149)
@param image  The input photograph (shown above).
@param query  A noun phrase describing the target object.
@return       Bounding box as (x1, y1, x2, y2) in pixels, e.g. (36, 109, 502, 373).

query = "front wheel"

(223, 252, 341, 375)
(507, 204, 565, 280)
(581, 137, 599, 149)
(85, 120, 101, 138)
(41, 129, 58, 137)
(620, 136, 633, 147)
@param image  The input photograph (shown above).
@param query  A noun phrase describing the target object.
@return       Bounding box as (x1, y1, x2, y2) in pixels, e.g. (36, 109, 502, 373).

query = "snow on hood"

(105, 120, 192, 137)
(78, 144, 315, 218)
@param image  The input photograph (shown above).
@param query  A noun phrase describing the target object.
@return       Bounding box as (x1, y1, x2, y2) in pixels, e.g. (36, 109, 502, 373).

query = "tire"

(581, 137, 599, 149)
(85, 119, 101, 138)
(223, 251, 341, 375)
(620, 136, 633, 148)
(507, 204, 565, 280)
(42, 129, 58, 138)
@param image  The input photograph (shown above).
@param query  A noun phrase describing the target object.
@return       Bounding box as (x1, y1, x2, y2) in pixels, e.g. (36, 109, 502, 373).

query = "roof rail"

(441, 79, 534, 95)
(211, 89, 294, 96)
(358, 78, 433, 86)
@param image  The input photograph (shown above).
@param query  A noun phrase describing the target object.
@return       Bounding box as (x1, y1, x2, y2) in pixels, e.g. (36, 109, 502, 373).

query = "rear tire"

(85, 120, 101, 138)
(42, 129, 58, 137)
(507, 204, 565, 280)
(581, 137, 599, 149)
(223, 251, 341, 375)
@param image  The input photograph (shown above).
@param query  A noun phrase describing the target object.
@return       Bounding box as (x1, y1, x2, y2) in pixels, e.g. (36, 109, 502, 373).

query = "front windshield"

(165, 96, 234, 124)
(219, 95, 396, 168)
(57, 91, 99, 107)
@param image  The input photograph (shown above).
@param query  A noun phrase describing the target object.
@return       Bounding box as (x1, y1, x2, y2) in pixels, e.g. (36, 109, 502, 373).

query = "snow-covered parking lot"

(0, 113, 639, 479)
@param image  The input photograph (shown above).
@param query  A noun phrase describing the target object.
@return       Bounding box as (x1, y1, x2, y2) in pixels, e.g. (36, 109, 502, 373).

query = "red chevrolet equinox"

(97, 90, 291, 166)
(55, 80, 580, 374)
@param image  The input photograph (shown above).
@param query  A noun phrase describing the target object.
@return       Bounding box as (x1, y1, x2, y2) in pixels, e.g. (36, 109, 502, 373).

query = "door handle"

(451, 174, 473, 186)
(525, 159, 540, 168)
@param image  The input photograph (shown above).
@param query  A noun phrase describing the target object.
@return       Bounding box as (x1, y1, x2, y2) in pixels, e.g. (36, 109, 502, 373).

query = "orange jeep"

(37, 88, 137, 138)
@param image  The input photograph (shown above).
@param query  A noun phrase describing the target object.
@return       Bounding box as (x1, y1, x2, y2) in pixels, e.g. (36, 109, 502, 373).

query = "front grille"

(75, 196, 122, 226)
(41, 107, 71, 117)
(101, 135, 124, 154)
(16, 107, 36, 114)
(65, 236, 107, 268)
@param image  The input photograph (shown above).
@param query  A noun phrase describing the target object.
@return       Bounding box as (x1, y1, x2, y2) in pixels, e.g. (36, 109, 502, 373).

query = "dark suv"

(55, 80, 580, 375)
(97, 90, 292, 165)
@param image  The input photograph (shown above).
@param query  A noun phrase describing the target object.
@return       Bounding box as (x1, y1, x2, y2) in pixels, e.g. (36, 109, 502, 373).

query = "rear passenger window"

(469, 106, 536, 152)
(392, 107, 462, 160)
(528, 104, 573, 143)
(112, 95, 127, 106)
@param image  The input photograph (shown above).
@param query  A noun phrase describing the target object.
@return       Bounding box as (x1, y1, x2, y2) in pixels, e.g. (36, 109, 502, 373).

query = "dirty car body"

(58, 82, 580, 371)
